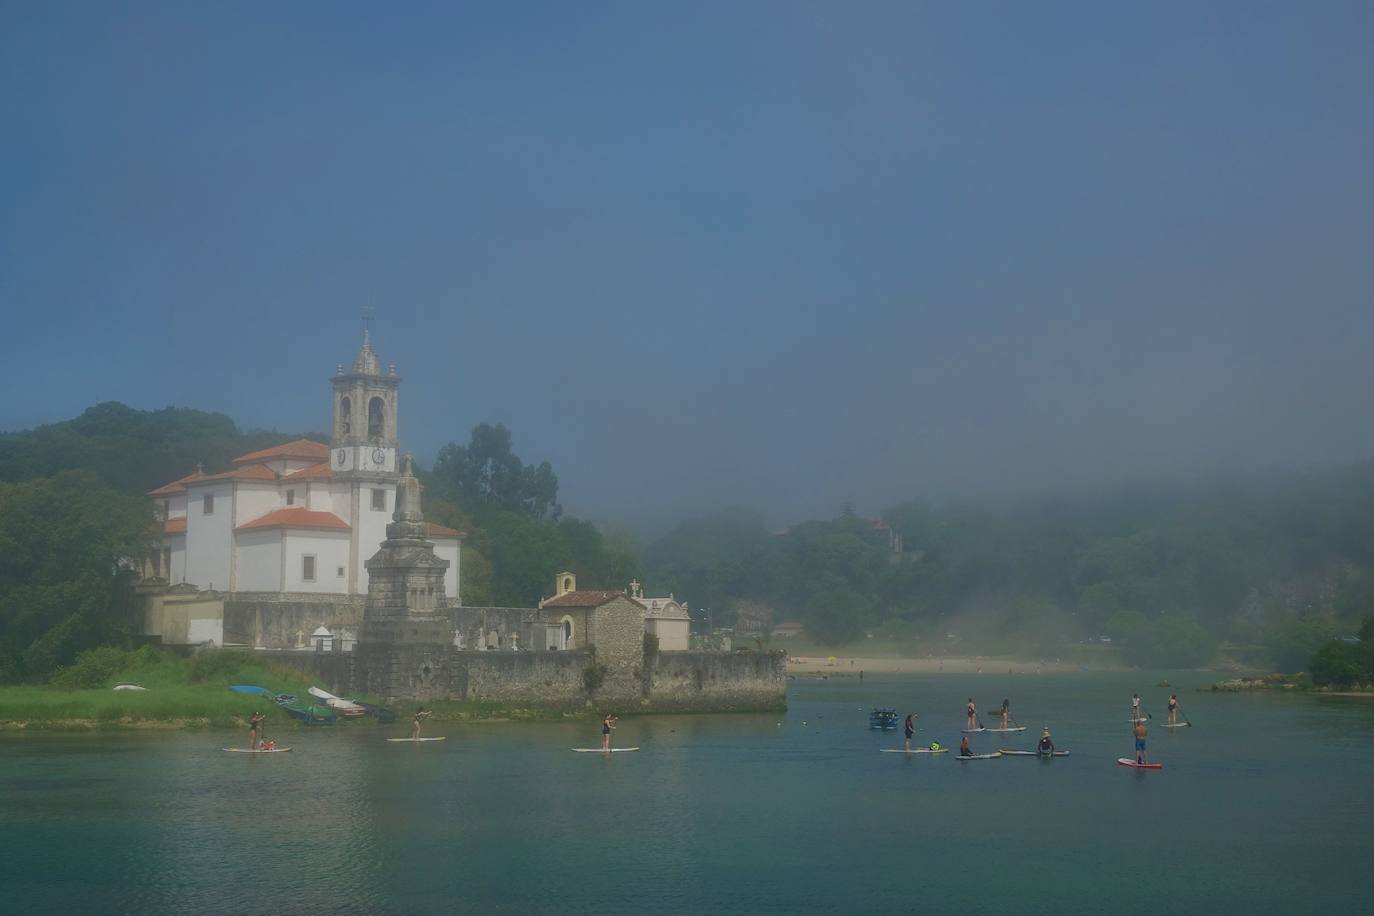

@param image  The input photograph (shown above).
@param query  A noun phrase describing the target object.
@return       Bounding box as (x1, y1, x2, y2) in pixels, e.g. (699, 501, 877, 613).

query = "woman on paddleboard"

(412, 707, 431, 740)
(1167, 694, 1179, 726)
(602, 713, 618, 751)
(249, 711, 265, 750)
(904, 713, 917, 751)
(999, 699, 1011, 730)
(966, 699, 977, 730)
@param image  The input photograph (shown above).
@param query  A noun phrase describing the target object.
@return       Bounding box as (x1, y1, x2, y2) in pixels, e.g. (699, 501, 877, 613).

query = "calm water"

(3, 672, 1371, 915)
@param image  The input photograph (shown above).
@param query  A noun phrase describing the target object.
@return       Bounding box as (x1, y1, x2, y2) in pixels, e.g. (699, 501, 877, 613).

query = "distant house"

(772, 621, 805, 639)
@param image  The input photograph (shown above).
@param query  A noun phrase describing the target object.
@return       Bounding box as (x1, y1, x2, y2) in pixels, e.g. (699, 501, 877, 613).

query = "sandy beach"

(786, 656, 1101, 675)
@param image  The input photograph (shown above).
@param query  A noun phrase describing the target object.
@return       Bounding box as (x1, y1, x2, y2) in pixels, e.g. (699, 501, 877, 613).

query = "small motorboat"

(869, 707, 899, 730)
(281, 703, 337, 726)
(309, 686, 369, 717)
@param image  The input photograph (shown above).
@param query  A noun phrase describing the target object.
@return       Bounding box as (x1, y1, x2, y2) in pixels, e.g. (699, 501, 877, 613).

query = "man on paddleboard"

(966, 699, 977, 730)
(249, 711, 265, 750)
(959, 735, 973, 757)
(602, 713, 618, 751)
(1167, 694, 1179, 726)
(1133, 718, 1149, 765)
(904, 713, 917, 751)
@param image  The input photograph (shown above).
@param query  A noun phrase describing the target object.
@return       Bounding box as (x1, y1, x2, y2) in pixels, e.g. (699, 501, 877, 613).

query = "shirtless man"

(1133, 719, 1149, 765)
(903, 713, 917, 752)
(966, 699, 977, 731)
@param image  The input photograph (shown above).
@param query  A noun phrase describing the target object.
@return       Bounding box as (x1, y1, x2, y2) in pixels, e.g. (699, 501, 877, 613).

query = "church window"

(336, 566, 345, 578)
(162, 499, 170, 518)
(302, 555, 316, 582)
(339, 397, 351, 435)
(286, 489, 295, 506)
(372, 489, 386, 511)
(368, 397, 385, 440)
(203, 493, 214, 515)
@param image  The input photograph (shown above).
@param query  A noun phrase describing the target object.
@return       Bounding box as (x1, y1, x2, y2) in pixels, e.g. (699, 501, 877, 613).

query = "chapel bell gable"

(554, 571, 576, 597)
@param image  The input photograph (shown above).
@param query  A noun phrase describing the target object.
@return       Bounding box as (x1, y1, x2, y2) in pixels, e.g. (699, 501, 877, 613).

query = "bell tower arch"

(330, 327, 401, 479)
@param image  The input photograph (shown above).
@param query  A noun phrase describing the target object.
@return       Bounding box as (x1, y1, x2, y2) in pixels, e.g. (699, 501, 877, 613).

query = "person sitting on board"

(602, 713, 618, 751)
(929, 741, 941, 752)
(412, 707, 431, 740)
(1038, 727, 1054, 755)
(999, 699, 1011, 730)
(904, 713, 917, 751)
(1131, 692, 1142, 722)
(259, 738, 275, 751)
(966, 699, 977, 731)
(1133, 719, 1149, 765)
(1167, 694, 1179, 726)
(959, 735, 973, 757)
(248, 711, 265, 750)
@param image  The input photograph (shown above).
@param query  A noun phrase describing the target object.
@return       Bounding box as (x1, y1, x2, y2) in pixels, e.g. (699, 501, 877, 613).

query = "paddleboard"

(1117, 757, 1162, 769)
(571, 747, 640, 752)
(1000, 749, 1070, 757)
(962, 727, 1026, 733)
(879, 748, 948, 754)
(113, 684, 147, 691)
(223, 747, 292, 753)
(956, 752, 1002, 760)
(386, 737, 447, 742)
(1164, 722, 1191, 728)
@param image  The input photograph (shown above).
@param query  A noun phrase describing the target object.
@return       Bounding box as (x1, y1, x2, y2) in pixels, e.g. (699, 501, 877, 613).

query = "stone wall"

(223, 594, 363, 648)
(251, 646, 786, 712)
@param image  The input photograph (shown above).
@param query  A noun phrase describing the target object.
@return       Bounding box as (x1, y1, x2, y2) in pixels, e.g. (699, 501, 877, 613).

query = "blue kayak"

(229, 685, 273, 695)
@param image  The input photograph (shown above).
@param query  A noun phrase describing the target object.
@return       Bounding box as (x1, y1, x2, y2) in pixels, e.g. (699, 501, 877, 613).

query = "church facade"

(141, 332, 461, 647)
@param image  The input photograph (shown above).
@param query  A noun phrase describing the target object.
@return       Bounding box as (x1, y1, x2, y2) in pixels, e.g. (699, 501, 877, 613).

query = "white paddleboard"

(113, 684, 147, 691)
(956, 752, 1002, 760)
(386, 737, 447, 742)
(1164, 722, 1191, 728)
(1000, 749, 1070, 757)
(223, 747, 292, 753)
(571, 747, 640, 752)
(879, 748, 948, 754)
(962, 727, 1026, 733)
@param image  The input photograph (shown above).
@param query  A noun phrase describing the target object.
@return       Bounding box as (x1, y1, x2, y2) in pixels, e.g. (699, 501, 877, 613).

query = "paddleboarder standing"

(602, 713, 618, 751)
(904, 713, 917, 751)
(412, 706, 431, 740)
(1167, 694, 1179, 726)
(1130, 692, 1142, 722)
(1133, 718, 1149, 765)
(966, 699, 977, 730)
(248, 711, 265, 750)
(999, 698, 1011, 730)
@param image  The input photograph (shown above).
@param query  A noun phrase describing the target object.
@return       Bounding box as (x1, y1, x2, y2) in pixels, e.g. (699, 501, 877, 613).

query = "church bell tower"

(330, 327, 401, 481)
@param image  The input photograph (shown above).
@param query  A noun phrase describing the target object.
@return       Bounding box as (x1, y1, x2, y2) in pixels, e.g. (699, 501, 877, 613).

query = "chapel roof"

(147, 471, 210, 497)
(542, 590, 632, 609)
(232, 439, 331, 466)
(236, 507, 351, 532)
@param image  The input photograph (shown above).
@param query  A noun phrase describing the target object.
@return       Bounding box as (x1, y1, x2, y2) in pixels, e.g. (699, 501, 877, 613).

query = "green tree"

(431, 423, 561, 520)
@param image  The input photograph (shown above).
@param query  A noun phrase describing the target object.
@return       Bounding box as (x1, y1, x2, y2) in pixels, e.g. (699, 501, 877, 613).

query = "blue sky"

(3, 1, 1373, 531)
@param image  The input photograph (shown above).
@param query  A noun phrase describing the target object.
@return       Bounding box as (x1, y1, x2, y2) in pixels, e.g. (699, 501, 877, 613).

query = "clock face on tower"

(372, 448, 386, 465)
(335, 449, 346, 467)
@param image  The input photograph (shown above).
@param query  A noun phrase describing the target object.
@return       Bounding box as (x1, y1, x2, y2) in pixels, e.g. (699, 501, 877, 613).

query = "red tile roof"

(542, 590, 630, 609)
(425, 522, 465, 538)
(284, 462, 333, 481)
(198, 463, 279, 483)
(148, 472, 209, 497)
(232, 439, 331, 466)
(237, 508, 350, 532)
(163, 517, 187, 535)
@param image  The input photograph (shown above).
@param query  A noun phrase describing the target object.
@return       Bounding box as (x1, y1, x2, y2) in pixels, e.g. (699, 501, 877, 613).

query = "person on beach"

(966, 699, 977, 730)
(904, 713, 917, 751)
(1038, 727, 1054, 755)
(412, 706, 430, 740)
(602, 713, 618, 751)
(960, 735, 973, 757)
(1131, 692, 1142, 722)
(249, 711, 265, 750)
(1167, 694, 1179, 726)
(1133, 719, 1149, 765)
(999, 699, 1011, 729)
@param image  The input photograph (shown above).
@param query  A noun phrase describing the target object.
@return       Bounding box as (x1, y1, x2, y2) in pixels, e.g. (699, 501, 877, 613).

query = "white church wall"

(167, 534, 186, 584)
(354, 483, 394, 593)
(236, 483, 279, 525)
(285, 530, 351, 593)
(435, 539, 461, 602)
(303, 481, 333, 513)
(327, 481, 354, 524)
(236, 529, 282, 592)
(184, 481, 233, 591)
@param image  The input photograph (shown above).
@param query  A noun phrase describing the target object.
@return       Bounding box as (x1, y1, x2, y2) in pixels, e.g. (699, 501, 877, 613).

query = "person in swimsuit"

(959, 735, 973, 757)
(412, 707, 430, 740)
(249, 711, 265, 750)
(1167, 694, 1179, 726)
(1131, 692, 1142, 722)
(1038, 727, 1054, 755)
(1133, 719, 1148, 764)
(904, 713, 917, 751)
(999, 699, 1011, 730)
(966, 699, 977, 730)
(601, 713, 618, 751)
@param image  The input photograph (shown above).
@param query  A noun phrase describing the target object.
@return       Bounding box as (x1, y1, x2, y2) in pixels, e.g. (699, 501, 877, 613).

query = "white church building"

(146, 332, 461, 602)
